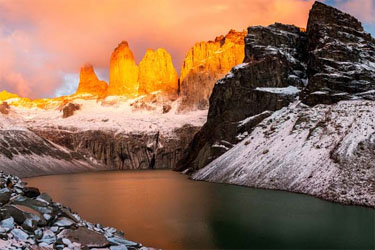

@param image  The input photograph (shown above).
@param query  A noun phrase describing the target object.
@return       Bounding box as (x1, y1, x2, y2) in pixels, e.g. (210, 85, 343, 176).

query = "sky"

(0, 0, 374, 98)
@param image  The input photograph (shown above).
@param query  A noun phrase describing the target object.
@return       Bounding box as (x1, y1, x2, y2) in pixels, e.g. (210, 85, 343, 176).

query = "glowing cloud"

(0, 0, 323, 98)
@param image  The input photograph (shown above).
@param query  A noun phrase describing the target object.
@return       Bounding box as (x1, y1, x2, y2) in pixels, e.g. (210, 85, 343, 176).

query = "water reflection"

(25, 170, 374, 249)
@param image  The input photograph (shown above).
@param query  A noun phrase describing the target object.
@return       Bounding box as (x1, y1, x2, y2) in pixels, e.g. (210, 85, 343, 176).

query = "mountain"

(186, 1, 375, 207)
(75, 64, 108, 96)
(0, 91, 207, 172)
(107, 41, 139, 97)
(138, 48, 178, 96)
(301, 1, 375, 105)
(177, 23, 306, 171)
(179, 29, 246, 110)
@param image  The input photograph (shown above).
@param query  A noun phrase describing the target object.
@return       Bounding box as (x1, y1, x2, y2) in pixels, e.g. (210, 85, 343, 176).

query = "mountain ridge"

(185, 1, 375, 207)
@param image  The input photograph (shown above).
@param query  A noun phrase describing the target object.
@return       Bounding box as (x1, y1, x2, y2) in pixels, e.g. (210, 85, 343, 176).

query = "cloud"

(332, 0, 375, 23)
(0, 0, 315, 98)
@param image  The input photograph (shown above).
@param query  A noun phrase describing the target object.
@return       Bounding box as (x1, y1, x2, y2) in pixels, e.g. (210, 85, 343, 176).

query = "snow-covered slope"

(11, 96, 207, 135)
(193, 100, 375, 206)
(1, 95, 207, 173)
(0, 114, 104, 177)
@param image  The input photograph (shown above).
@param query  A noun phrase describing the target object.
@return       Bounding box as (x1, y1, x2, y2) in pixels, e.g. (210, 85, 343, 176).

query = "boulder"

(0, 188, 11, 205)
(0, 217, 14, 231)
(11, 228, 29, 241)
(162, 104, 172, 114)
(62, 103, 80, 118)
(58, 227, 110, 248)
(53, 217, 75, 227)
(23, 187, 41, 198)
(0, 102, 10, 115)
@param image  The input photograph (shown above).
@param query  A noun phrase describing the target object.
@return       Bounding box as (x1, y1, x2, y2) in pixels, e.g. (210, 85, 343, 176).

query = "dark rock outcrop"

(0, 102, 10, 115)
(62, 103, 80, 118)
(177, 23, 306, 171)
(32, 125, 201, 170)
(301, 1, 375, 105)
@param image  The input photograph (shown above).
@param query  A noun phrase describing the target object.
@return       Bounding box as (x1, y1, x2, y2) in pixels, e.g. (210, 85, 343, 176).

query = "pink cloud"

(335, 0, 375, 23)
(0, 0, 314, 98)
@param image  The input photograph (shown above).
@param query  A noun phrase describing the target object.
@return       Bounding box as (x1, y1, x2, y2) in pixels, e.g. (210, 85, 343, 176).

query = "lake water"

(25, 170, 374, 249)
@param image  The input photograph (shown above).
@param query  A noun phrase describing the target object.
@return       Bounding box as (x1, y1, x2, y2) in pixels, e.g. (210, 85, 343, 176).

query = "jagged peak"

(138, 47, 178, 95)
(308, 1, 364, 32)
(76, 63, 107, 96)
(111, 40, 136, 61)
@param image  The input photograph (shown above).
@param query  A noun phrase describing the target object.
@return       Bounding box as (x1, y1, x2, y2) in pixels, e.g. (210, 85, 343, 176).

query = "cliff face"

(31, 125, 201, 170)
(138, 48, 178, 95)
(301, 2, 375, 105)
(179, 30, 246, 110)
(177, 23, 306, 171)
(107, 41, 139, 97)
(75, 64, 107, 96)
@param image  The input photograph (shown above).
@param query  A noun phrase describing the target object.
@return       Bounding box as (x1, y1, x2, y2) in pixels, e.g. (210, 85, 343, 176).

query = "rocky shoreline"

(0, 172, 154, 250)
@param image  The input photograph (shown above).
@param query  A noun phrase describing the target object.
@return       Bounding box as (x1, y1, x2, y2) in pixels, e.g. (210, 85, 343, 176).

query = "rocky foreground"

(0, 172, 153, 249)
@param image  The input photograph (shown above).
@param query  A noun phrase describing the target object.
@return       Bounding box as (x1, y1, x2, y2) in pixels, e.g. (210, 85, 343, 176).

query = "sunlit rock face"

(75, 64, 108, 96)
(108, 41, 139, 97)
(138, 48, 178, 96)
(179, 29, 246, 110)
(0, 91, 19, 101)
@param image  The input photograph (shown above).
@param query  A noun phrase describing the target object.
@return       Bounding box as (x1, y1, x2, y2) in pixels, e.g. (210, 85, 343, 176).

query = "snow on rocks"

(193, 100, 375, 207)
(10, 97, 207, 136)
(255, 86, 301, 96)
(0, 172, 154, 249)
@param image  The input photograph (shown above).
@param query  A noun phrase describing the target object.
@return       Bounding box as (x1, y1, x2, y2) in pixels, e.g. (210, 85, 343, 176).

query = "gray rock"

(0, 217, 14, 231)
(22, 218, 37, 231)
(0, 188, 11, 205)
(37, 193, 52, 204)
(53, 217, 75, 227)
(62, 238, 72, 246)
(40, 229, 56, 245)
(58, 227, 109, 248)
(110, 246, 128, 250)
(12, 196, 53, 214)
(11, 228, 29, 241)
(106, 236, 139, 247)
(34, 228, 43, 239)
(3, 205, 27, 224)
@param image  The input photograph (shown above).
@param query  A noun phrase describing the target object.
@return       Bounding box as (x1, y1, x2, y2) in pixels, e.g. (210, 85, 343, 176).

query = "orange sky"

(0, 0, 373, 98)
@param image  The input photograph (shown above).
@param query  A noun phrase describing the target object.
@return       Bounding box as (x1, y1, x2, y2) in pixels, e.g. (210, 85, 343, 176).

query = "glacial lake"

(25, 170, 374, 249)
